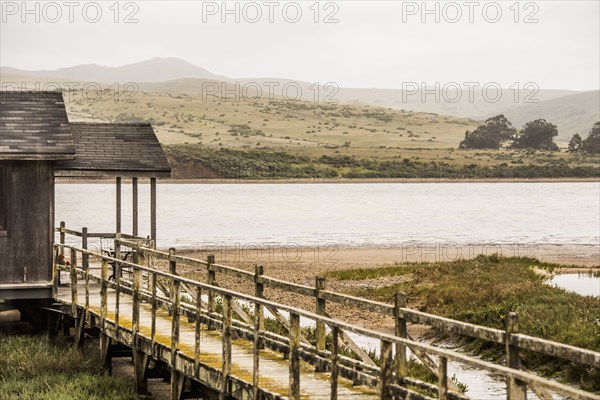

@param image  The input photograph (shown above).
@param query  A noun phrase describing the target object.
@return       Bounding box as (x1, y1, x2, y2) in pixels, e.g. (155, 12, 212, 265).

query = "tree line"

(459, 116, 600, 154)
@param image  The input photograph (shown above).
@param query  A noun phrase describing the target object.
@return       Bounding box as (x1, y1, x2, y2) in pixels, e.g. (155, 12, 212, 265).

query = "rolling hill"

(2, 57, 598, 139)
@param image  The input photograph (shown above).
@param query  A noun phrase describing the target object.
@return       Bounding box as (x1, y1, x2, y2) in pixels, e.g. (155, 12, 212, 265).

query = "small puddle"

(548, 272, 600, 297)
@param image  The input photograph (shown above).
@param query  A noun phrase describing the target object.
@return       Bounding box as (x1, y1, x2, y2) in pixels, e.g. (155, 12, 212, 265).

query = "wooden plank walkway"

(51, 233, 600, 400)
(55, 277, 379, 400)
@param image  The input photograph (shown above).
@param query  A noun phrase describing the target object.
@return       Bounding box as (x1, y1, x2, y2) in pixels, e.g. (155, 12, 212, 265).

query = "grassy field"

(0, 335, 135, 400)
(324, 255, 600, 391)
(3, 74, 598, 178)
(60, 86, 599, 179)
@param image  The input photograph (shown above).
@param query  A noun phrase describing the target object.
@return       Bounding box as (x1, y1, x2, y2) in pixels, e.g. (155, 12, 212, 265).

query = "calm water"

(56, 182, 600, 249)
(550, 273, 600, 297)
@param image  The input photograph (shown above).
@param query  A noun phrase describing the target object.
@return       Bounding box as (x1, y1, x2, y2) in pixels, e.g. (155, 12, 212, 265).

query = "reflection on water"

(550, 273, 600, 297)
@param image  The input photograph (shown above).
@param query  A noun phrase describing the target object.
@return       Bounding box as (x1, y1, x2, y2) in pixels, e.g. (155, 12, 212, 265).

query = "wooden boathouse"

(0, 90, 170, 303)
(1, 90, 599, 400)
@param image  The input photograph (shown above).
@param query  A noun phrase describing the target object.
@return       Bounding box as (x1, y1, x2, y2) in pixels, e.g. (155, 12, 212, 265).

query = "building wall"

(0, 161, 54, 285)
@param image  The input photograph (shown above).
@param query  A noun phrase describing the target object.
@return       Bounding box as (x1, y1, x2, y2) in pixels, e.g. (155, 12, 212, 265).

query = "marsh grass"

(0, 335, 135, 400)
(325, 255, 600, 390)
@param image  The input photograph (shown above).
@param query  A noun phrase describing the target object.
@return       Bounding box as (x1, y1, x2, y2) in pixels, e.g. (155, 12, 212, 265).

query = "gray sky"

(1, 0, 599, 90)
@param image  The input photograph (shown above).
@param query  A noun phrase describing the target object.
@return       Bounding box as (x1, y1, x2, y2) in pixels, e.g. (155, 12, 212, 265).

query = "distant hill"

(2, 57, 598, 138)
(501, 91, 600, 140)
(0, 57, 227, 83)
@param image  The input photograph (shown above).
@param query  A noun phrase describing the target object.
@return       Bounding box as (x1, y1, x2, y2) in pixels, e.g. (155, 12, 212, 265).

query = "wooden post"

(315, 277, 326, 350)
(330, 326, 339, 400)
(132, 177, 138, 237)
(506, 312, 527, 400)
(253, 265, 264, 399)
(207, 254, 216, 329)
(114, 233, 121, 338)
(56, 221, 65, 287)
(380, 339, 393, 400)
(170, 251, 181, 400)
(395, 292, 408, 377)
(82, 227, 89, 325)
(221, 295, 232, 400)
(438, 356, 448, 400)
(132, 266, 141, 340)
(132, 177, 139, 264)
(70, 248, 78, 317)
(132, 265, 148, 394)
(150, 177, 157, 243)
(289, 312, 301, 400)
(150, 273, 157, 356)
(100, 259, 111, 372)
(115, 177, 122, 233)
(194, 286, 202, 378)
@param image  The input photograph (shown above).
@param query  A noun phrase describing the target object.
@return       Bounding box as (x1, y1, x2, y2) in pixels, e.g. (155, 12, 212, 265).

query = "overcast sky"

(1, 1, 598, 90)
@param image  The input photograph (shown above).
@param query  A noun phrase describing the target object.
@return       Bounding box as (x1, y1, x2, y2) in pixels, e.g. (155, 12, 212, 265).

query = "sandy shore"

(167, 244, 598, 333)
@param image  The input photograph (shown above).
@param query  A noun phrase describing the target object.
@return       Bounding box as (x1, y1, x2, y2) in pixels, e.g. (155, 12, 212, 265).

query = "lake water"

(55, 182, 600, 249)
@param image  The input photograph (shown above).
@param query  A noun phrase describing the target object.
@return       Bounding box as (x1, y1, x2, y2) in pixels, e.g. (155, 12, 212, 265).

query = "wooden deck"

(56, 278, 379, 399)
(49, 229, 600, 400)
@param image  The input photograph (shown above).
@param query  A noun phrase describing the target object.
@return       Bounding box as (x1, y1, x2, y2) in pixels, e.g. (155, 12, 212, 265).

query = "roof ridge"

(0, 89, 64, 93)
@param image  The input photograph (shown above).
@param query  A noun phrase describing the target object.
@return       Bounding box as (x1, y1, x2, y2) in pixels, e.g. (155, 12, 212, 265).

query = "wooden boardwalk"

(49, 228, 600, 400)
(55, 279, 379, 399)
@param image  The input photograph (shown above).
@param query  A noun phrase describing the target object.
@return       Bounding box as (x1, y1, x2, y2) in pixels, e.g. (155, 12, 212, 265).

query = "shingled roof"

(1, 90, 171, 177)
(55, 123, 171, 177)
(0, 91, 76, 160)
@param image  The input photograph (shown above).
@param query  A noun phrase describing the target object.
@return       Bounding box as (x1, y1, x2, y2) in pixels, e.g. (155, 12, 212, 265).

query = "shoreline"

(56, 177, 600, 184)
(172, 243, 600, 270)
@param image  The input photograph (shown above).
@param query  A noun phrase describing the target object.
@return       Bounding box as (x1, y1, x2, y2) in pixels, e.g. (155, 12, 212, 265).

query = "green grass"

(0, 335, 135, 400)
(325, 255, 600, 391)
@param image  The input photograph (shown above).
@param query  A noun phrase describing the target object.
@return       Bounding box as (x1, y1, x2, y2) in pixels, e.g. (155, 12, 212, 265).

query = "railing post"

(253, 265, 264, 399)
(100, 259, 111, 372)
(82, 227, 89, 325)
(132, 266, 141, 343)
(194, 286, 202, 379)
(380, 339, 393, 400)
(221, 295, 232, 400)
(207, 254, 216, 329)
(170, 249, 181, 400)
(114, 233, 121, 338)
(330, 326, 339, 400)
(315, 276, 327, 348)
(289, 312, 301, 400)
(438, 356, 448, 400)
(395, 292, 408, 377)
(506, 312, 527, 400)
(56, 221, 65, 288)
(70, 248, 78, 317)
(150, 272, 157, 357)
(254, 264, 265, 348)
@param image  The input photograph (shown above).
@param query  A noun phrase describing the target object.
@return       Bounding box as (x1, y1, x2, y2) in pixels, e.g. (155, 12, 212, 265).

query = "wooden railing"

(54, 225, 600, 400)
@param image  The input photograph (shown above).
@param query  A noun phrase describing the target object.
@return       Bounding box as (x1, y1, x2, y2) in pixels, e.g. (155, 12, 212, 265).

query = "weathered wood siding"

(0, 161, 54, 285)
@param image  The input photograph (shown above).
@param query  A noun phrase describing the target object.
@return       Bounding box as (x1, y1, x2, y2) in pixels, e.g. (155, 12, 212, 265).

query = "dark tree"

(511, 119, 559, 151)
(581, 122, 600, 154)
(458, 114, 516, 149)
(567, 133, 582, 153)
